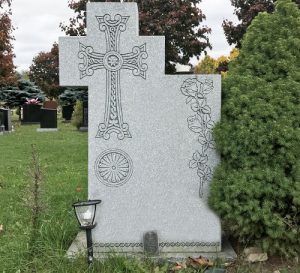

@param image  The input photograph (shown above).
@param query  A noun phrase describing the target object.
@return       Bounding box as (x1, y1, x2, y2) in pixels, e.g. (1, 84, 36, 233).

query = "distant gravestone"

(60, 3, 221, 256)
(0, 108, 12, 132)
(79, 101, 88, 132)
(37, 108, 58, 132)
(62, 105, 74, 121)
(21, 104, 41, 124)
(43, 100, 58, 109)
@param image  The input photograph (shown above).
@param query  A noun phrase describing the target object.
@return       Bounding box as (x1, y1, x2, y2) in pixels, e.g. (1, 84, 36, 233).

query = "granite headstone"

(60, 3, 221, 256)
(43, 100, 58, 109)
(80, 100, 88, 131)
(37, 108, 58, 132)
(62, 104, 74, 121)
(21, 104, 41, 124)
(0, 108, 12, 132)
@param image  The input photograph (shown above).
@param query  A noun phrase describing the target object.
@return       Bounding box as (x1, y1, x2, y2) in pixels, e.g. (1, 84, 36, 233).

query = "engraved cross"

(78, 14, 148, 140)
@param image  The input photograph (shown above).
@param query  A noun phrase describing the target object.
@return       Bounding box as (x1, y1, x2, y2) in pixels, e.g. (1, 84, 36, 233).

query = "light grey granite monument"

(60, 3, 221, 257)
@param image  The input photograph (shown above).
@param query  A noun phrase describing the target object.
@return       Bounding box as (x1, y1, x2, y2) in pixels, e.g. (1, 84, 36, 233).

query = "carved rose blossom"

(180, 78, 200, 98)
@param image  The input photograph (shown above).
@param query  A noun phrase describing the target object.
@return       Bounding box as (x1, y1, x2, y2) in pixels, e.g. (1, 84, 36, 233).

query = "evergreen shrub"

(71, 100, 83, 129)
(209, 0, 300, 256)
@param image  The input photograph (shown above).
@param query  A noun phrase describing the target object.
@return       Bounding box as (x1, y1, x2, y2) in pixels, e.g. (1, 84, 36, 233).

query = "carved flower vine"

(181, 78, 215, 198)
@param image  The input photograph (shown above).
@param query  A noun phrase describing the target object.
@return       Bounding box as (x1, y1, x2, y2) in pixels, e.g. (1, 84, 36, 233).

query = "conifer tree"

(209, 0, 300, 256)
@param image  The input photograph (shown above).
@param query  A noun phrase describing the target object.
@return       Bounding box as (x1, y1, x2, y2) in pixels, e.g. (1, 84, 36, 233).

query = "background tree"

(60, 0, 211, 73)
(58, 88, 88, 106)
(0, 79, 45, 108)
(194, 49, 239, 75)
(224, 0, 300, 47)
(0, 0, 17, 87)
(29, 43, 63, 99)
(194, 55, 217, 74)
(209, 0, 300, 256)
(215, 48, 239, 74)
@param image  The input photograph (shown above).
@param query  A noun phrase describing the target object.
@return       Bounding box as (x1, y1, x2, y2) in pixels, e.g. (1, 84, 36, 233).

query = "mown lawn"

(0, 118, 298, 273)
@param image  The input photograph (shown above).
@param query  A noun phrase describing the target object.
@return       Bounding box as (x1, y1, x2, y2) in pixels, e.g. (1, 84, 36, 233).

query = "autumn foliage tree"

(29, 43, 62, 99)
(0, 0, 16, 87)
(194, 49, 239, 75)
(60, 0, 211, 73)
(224, 0, 300, 47)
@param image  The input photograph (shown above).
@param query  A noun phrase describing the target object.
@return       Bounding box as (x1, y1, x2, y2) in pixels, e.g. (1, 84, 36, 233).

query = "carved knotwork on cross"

(78, 14, 148, 140)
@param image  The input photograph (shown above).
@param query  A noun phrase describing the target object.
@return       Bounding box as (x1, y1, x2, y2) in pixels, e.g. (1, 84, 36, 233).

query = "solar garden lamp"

(73, 200, 101, 265)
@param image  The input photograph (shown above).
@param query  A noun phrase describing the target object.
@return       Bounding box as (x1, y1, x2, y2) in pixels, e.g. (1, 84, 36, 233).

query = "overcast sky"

(11, 0, 238, 72)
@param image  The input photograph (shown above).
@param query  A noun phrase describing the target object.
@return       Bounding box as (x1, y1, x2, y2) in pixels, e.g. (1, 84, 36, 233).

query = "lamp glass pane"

(75, 205, 96, 227)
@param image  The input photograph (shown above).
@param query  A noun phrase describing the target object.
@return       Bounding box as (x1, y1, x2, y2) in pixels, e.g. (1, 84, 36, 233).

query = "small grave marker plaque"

(143, 231, 159, 256)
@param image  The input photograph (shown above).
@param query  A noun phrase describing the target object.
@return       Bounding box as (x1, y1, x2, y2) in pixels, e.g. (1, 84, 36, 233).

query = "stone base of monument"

(67, 231, 236, 261)
(36, 128, 59, 132)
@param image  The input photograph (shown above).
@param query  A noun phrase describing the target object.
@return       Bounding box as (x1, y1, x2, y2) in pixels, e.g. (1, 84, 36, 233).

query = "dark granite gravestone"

(37, 108, 58, 131)
(0, 110, 5, 134)
(21, 104, 42, 124)
(0, 108, 12, 132)
(79, 101, 88, 131)
(62, 105, 74, 121)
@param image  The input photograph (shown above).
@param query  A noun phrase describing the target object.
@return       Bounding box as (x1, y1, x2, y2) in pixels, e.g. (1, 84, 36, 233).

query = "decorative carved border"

(159, 241, 220, 247)
(94, 241, 220, 248)
(94, 241, 221, 253)
(96, 242, 143, 248)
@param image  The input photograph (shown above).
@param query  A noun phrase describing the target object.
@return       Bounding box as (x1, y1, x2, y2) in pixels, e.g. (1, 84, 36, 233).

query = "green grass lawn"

(0, 118, 298, 273)
(0, 119, 90, 272)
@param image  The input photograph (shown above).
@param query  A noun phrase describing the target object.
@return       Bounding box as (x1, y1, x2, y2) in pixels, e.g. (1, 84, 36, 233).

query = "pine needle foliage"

(209, 0, 300, 256)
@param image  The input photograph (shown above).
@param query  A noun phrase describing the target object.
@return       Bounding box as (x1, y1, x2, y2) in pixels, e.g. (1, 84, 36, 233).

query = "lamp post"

(73, 199, 101, 265)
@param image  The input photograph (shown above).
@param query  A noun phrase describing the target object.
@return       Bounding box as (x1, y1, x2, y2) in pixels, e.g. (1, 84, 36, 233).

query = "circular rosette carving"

(94, 149, 133, 187)
(103, 51, 123, 71)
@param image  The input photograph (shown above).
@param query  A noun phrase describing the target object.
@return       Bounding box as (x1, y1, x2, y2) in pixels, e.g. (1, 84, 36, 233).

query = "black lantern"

(73, 200, 101, 264)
